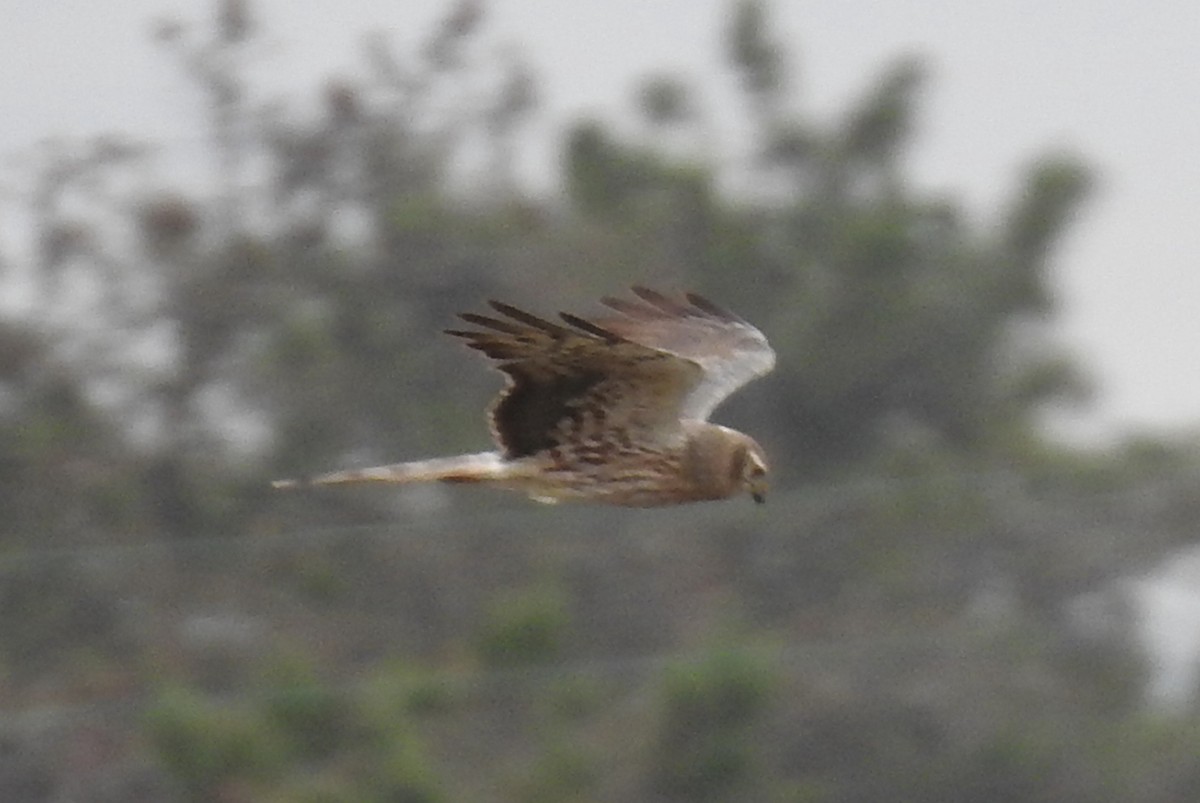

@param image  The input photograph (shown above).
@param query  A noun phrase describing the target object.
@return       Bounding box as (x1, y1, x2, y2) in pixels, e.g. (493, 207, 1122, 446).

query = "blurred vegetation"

(2, 0, 1200, 800)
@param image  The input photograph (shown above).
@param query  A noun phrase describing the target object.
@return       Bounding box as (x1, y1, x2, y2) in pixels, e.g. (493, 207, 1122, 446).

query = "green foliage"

(564, 121, 645, 219)
(360, 663, 462, 724)
(636, 74, 693, 128)
(476, 585, 570, 669)
(1005, 155, 1095, 275)
(510, 742, 598, 803)
(841, 55, 926, 167)
(728, 0, 785, 103)
(260, 653, 351, 760)
(651, 648, 775, 801)
(265, 777, 362, 803)
(146, 686, 286, 799)
(373, 729, 447, 803)
(147, 662, 451, 802)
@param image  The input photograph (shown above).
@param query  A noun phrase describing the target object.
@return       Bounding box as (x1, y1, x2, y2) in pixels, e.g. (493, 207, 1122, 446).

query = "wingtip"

(271, 478, 303, 490)
(486, 299, 535, 321)
(630, 285, 670, 306)
(684, 291, 745, 323)
(603, 291, 665, 319)
(599, 295, 626, 311)
(630, 285, 699, 317)
(487, 300, 571, 336)
(559, 311, 622, 341)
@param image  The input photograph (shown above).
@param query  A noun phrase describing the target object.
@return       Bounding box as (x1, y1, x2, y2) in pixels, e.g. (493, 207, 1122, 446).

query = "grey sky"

(3, 0, 1198, 442)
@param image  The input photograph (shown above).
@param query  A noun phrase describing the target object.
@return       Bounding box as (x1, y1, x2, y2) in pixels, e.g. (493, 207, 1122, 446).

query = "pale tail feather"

(272, 452, 508, 490)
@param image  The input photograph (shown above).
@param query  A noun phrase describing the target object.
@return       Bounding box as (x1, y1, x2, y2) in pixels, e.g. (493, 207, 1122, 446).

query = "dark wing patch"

(446, 299, 702, 458)
(490, 367, 605, 457)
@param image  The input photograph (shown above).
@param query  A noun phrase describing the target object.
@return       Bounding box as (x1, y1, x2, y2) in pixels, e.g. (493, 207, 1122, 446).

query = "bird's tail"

(272, 452, 508, 490)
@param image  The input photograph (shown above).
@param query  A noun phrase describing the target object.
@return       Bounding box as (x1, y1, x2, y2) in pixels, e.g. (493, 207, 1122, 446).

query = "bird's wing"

(592, 286, 775, 421)
(445, 298, 704, 459)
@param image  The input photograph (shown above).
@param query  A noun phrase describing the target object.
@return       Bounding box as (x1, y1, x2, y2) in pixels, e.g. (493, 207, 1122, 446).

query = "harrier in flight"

(273, 287, 775, 506)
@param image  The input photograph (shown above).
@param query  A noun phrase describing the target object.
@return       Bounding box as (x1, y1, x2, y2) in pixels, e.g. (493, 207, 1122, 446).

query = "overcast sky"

(3, 0, 1197, 443)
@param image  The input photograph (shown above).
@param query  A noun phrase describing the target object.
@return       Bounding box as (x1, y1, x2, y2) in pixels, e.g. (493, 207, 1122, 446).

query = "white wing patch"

(593, 287, 776, 421)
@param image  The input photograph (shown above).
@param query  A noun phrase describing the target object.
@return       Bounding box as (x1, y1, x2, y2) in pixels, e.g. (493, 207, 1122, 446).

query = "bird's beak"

(752, 491, 765, 504)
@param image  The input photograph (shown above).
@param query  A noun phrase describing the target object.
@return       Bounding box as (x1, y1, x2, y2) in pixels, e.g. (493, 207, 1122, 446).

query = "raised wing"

(445, 298, 703, 459)
(593, 287, 775, 420)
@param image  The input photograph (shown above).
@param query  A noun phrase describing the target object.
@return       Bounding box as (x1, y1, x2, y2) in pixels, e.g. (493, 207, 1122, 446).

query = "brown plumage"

(273, 287, 775, 506)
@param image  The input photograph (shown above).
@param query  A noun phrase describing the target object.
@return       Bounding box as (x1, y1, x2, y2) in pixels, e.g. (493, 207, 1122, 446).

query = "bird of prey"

(273, 287, 775, 506)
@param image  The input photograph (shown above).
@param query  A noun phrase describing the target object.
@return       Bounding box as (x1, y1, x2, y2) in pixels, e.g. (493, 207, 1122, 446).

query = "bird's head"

(737, 437, 770, 504)
(684, 423, 771, 504)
